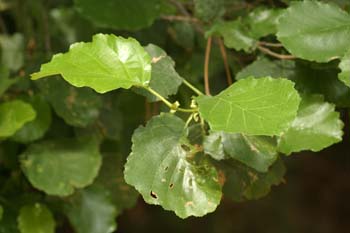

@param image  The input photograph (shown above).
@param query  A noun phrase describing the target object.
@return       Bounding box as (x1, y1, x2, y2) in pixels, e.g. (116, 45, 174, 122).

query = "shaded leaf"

(36, 77, 102, 127)
(0, 33, 24, 71)
(65, 187, 117, 233)
(278, 94, 343, 155)
(0, 100, 36, 138)
(31, 34, 152, 93)
(134, 44, 183, 102)
(277, 1, 350, 62)
(194, 0, 225, 22)
(124, 113, 222, 218)
(338, 49, 350, 87)
(20, 138, 101, 196)
(12, 95, 52, 143)
(74, 0, 162, 30)
(17, 203, 55, 233)
(204, 132, 278, 172)
(197, 77, 300, 135)
(0, 66, 18, 96)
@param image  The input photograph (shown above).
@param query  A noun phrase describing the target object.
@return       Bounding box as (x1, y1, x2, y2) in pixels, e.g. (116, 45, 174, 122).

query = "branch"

(204, 37, 212, 95)
(161, 15, 200, 23)
(258, 41, 283, 48)
(217, 38, 233, 86)
(257, 45, 296, 60)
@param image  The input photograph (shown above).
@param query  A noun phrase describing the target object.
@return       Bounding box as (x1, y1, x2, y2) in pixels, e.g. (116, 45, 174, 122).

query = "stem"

(182, 79, 204, 96)
(161, 15, 199, 23)
(143, 86, 198, 113)
(204, 36, 212, 95)
(144, 86, 173, 108)
(184, 114, 194, 128)
(258, 41, 283, 48)
(217, 38, 233, 86)
(257, 45, 296, 60)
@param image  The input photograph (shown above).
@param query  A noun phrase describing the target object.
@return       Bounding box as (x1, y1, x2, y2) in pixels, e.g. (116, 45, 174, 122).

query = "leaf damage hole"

(164, 166, 168, 171)
(150, 191, 158, 199)
(181, 144, 191, 152)
(169, 183, 174, 189)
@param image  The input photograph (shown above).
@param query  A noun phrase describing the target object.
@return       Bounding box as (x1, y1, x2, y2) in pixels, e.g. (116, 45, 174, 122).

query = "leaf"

(338, 49, 350, 87)
(17, 203, 55, 233)
(207, 20, 255, 52)
(20, 138, 101, 196)
(0, 100, 36, 138)
(124, 113, 222, 218)
(0, 33, 24, 71)
(31, 34, 152, 93)
(196, 77, 301, 135)
(277, 94, 343, 155)
(235, 58, 295, 80)
(0, 66, 18, 96)
(134, 44, 183, 102)
(74, 0, 161, 30)
(36, 77, 102, 127)
(95, 153, 138, 211)
(246, 7, 282, 39)
(277, 1, 350, 62)
(65, 187, 117, 233)
(222, 159, 286, 201)
(12, 95, 52, 143)
(194, 0, 225, 22)
(204, 132, 278, 172)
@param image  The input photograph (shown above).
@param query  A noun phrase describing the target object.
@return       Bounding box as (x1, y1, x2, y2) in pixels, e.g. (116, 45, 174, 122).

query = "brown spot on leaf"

(185, 201, 194, 207)
(150, 191, 158, 199)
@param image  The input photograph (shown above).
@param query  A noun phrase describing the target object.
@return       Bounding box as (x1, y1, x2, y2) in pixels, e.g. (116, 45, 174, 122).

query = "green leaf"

(95, 153, 138, 211)
(246, 7, 282, 39)
(20, 138, 101, 196)
(65, 187, 117, 233)
(277, 95, 343, 155)
(235, 58, 295, 80)
(194, 0, 225, 22)
(124, 113, 222, 218)
(0, 66, 18, 96)
(134, 44, 183, 102)
(0, 100, 36, 138)
(204, 132, 278, 172)
(338, 50, 350, 87)
(277, 1, 350, 62)
(31, 34, 152, 93)
(36, 77, 102, 127)
(12, 95, 52, 143)
(17, 203, 55, 233)
(207, 20, 255, 52)
(74, 0, 161, 30)
(222, 159, 286, 201)
(197, 77, 301, 135)
(0, 33, 24, 71)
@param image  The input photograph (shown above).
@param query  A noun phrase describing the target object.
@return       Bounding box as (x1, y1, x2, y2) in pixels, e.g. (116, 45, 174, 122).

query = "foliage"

(0, 0, 349, 231)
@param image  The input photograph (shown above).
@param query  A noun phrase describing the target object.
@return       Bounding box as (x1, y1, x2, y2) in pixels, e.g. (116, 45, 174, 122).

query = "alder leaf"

(36, 77, 102, 127)
(74, 0, 161, 30)
(17, 203, 55, 233)
(0, 66, 18, 96)
(338, 50, 350, 87)
(134, 44, 183, 102)
(20, 138, 101, 196)
(0, 100, 36, 138)
(278, 95, 343, 155)
(0, 33, 24, 71)
(12, 95, 52, 143)
(31, 34, 152, 93)
(197, 77, 300, 135)
(65, 187, 117, 233)
(124, 113, 222, 218)
(204, 132, 278, 172)
(207, 20, 255, 52)
(277, 1, 350, 62)
(222, 159, 286, 201)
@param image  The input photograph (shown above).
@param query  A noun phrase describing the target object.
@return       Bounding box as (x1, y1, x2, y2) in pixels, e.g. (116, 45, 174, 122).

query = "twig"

(257, 45, 296, 60)
(182, 79, 204, 96)
(161, 15, 200, 23)
(258, 41, 283, 48)
(204, 37, 212, 95)
(217, 38, 233, 86)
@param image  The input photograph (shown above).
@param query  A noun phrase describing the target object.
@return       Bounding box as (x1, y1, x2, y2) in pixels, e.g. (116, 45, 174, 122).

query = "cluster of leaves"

(0, 0, 349, 232)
